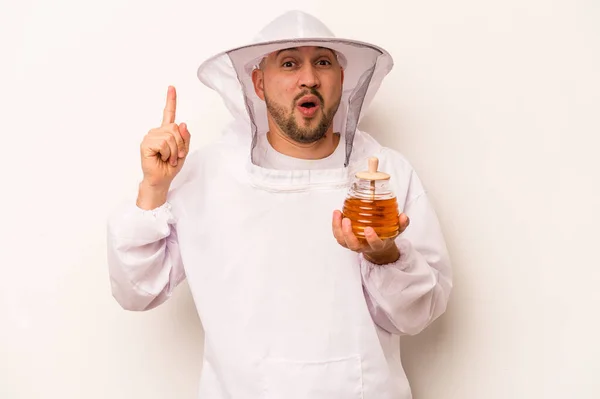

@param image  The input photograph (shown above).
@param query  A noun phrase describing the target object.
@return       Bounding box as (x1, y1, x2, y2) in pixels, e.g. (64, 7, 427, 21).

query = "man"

(107, 10, 452, 399)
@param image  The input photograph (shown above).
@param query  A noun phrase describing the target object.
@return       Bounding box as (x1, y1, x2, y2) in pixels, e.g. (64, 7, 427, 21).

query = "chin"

(298, 117, 320, 127)
(297, 129, 328, 144)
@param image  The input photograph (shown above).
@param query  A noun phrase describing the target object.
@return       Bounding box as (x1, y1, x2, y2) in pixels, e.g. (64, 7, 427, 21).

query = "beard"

(265, 88, 340, 144)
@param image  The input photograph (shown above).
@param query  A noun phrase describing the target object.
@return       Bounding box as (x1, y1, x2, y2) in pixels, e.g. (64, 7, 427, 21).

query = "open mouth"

(296, 96, 321, 117)
(300, 101, 317, 109)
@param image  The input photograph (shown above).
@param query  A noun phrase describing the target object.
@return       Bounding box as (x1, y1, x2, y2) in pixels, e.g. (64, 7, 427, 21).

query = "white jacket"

(107, 122, 452, 398)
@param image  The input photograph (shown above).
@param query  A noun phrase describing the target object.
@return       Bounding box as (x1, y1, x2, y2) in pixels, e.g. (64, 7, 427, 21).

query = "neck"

(266, 126, 340, 160)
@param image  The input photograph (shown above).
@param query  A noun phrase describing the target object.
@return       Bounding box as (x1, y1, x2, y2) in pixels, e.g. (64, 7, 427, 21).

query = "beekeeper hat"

(197, 10, 393, 165)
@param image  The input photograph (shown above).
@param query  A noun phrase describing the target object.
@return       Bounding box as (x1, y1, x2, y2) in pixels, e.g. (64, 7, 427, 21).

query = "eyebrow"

(275, 47, 336, 58)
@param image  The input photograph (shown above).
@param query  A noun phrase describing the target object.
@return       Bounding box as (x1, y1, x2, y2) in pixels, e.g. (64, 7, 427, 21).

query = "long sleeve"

(106, 201, 186, 311)
(361, 190, 453, 336)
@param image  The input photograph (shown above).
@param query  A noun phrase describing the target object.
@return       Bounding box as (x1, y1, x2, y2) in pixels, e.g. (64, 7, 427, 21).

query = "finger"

(150, 135, 175, 164)
(364, 227, 385, 252)
(164, 123, 185, 160)
(179, 122, 191, 157)
(158, 139, 171, 162)
(399, 213, 410, 233)
(342, 218, 362, 251)
(331, 210, 347, 247)
(161, 86, 177, 126)
(164, 133, 179, 166)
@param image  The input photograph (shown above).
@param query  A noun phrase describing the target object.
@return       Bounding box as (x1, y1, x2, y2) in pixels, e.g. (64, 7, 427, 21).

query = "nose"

(298, 64, 320, 89)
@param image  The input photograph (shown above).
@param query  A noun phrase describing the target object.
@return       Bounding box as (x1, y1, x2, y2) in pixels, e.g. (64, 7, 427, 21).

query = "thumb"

(179, 122, 191, 153)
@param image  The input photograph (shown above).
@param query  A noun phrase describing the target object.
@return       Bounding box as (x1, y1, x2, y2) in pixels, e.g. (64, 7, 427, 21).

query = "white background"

(1, 0, 599, 398)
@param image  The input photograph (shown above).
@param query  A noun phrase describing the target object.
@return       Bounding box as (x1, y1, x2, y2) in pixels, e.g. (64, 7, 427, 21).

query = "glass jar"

(342, 157, 400, 242)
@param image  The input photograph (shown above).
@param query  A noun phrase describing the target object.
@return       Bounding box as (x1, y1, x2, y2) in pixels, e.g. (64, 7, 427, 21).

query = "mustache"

(294, 88, 324, 106)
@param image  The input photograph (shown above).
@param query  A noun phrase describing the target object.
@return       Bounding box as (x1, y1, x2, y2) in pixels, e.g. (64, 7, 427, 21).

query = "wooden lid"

(355, 157, 390, 180)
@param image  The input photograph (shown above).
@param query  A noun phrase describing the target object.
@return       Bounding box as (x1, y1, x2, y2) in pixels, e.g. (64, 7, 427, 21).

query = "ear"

(252, 68, 265, 101)
(340, 68, 344, 85)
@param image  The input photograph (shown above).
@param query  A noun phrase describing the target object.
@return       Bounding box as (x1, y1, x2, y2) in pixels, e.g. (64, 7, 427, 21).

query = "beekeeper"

(107, 10, 452, 399)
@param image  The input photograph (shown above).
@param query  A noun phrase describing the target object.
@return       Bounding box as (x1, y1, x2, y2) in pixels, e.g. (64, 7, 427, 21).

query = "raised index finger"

(162, 86, 177, 126)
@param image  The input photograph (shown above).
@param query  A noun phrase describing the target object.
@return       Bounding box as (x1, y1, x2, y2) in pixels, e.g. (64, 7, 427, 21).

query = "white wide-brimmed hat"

(197, 10, 394, 165)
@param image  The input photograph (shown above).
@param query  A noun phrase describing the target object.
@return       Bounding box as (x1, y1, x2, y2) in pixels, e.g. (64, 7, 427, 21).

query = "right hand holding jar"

(342, 157, 401, 243)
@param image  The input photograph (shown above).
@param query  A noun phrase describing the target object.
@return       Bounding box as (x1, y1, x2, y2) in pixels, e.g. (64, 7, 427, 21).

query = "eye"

(282, 61, 296, 68)
(316, 59, 332, 66)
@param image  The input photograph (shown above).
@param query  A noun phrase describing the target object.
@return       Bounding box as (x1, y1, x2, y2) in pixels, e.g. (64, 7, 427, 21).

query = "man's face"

(252, 46, 344, 144)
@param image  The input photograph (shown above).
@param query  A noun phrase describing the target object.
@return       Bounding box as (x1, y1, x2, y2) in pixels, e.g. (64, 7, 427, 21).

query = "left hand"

(332, 210, 410, 265)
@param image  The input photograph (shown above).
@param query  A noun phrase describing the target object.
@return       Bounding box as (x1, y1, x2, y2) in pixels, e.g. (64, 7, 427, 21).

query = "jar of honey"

(342, 157, 401, 242)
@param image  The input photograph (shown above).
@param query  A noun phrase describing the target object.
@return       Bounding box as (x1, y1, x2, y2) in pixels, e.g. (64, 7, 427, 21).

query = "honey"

(342, 197, 400, 241)
(342, 157, 400, 243)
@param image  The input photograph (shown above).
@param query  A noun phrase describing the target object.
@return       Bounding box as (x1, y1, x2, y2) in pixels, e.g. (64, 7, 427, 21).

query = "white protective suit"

(107, 10, 452, 399)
